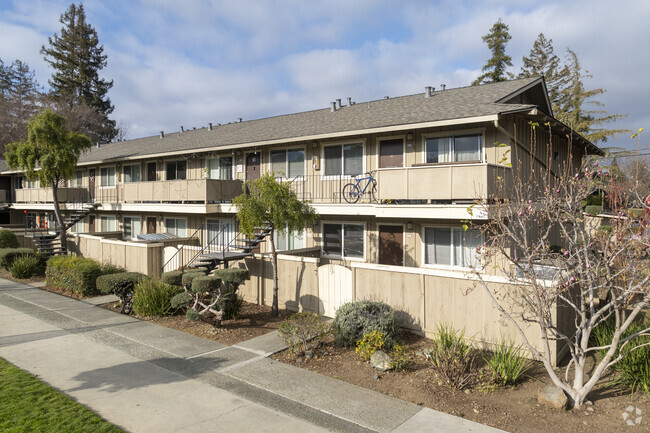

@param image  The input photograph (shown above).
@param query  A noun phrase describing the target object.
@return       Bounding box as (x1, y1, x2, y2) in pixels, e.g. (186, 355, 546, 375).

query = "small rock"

(370, 351, 393, 372)
(587, 407, 594, 412)
(305, 350, 314, 359)
(464, 389, 471, 395)
(584, 400, 593, 406)
(537, 385, 568, 410)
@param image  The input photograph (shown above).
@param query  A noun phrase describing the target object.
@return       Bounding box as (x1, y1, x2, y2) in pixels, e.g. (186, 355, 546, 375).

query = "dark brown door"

(88, 169, 96, 201)
(147, 163, 157, 181)
(379, 139, 403, 168)
(246, 153, 260, 180)
(147, 217, 157, 234)
(379, 225, 403, 266)
(88, 215, 95, 233)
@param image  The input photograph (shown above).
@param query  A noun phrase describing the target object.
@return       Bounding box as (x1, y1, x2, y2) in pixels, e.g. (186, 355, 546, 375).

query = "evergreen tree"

(472, 19, 514, 85)
(41, 3, 116, 143)
(519, 33, 569, 116)
(555, 49, 626, 143)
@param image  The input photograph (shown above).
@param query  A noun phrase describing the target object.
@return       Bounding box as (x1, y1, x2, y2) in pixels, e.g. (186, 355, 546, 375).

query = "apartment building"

(0, 77, 602, 360)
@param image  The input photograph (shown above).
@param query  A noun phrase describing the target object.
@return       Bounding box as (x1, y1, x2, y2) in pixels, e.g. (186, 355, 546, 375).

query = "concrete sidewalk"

(0, 278, 506, 433)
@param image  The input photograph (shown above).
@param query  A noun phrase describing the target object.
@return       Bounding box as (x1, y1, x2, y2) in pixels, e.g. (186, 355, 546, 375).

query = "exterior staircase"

(27, 203, 99, 259)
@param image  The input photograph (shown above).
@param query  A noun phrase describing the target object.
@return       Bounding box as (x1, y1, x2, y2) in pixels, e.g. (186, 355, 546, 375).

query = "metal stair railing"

(161, 225, 204, 273)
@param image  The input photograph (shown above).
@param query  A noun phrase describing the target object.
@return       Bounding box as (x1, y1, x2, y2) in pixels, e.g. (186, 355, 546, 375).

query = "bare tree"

(471, 124, 650, 408)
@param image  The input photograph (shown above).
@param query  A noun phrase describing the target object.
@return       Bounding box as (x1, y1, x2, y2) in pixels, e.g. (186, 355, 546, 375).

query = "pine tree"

(41, 3, 116, 143)
(472, 19, 514, 85)
(555, 49, 626, 143)
(519, 33, 569, 116)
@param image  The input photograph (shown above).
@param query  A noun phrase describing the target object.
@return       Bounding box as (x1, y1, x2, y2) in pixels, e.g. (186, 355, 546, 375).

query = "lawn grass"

(0, 357, 122, 432)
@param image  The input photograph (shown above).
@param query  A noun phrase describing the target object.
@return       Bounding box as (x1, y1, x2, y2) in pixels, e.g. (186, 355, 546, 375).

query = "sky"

(0, 0, 649, 153)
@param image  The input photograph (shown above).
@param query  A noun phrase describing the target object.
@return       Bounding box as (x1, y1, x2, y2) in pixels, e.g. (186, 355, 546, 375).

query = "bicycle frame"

(354, 172, 375, 194)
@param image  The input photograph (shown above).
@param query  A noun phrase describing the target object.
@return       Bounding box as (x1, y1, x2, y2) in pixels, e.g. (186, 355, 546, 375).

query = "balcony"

(376, 163, 509, 202)
(113, 179, 244, 204)
(15, 187, 89, 203)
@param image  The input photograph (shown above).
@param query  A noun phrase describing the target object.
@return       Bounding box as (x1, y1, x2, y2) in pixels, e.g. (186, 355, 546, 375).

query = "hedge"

(584, 205, 602, 216)
(0, 229, 19, 248)
(0, 248, 39, 269)
(96, 272, 147, 298)
(161, 270, 183, 286)
(45, 256, 103, 296)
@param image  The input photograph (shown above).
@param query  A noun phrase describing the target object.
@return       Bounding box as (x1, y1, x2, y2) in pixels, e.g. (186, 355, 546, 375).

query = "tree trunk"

(51, 178, 67, 253)
(270, 225, 279, 316)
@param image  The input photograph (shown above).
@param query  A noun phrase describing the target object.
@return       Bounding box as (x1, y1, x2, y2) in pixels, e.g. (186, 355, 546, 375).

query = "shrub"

(170, 291, 192, 309)
(100, 263, 125, 276)
(161, 270, 183, 286)
(0, 229, 19, 248)
(45, 255, 103, 296)
(216, 292, 244, 320)
(191, 275, 221, 293)
(390, 344, 411, 372)
(182, 271, 206, 289)
(9, 254, 45, 279)
(278, 312, 330, 356)
(96, 272, 147, 299)
(212, 268, 249, 285)
(428, 324, 476, 390)
(0, 248, 37, 269)
(485, 339, 529, 386)
(355, 330, 385, 361)
(132, 279, 181, 316)
(597, 225, 613, 234)
(212, 268, 249, 320)
(584, 205, 602, 216)
(583, 194, 602, 207)
(186, 309, 200, 321)
(333, 300, 400, 348)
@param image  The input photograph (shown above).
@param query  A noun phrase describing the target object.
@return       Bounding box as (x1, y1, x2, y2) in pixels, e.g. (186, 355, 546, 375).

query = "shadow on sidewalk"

(0, 322, 135, 348)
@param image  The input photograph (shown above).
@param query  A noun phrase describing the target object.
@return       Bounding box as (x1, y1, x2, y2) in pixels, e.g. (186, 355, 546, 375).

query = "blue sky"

(0, 0, 649, 153)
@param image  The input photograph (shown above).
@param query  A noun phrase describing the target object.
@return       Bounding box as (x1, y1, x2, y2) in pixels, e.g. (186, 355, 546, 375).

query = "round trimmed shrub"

(161, 270, 183, 286)
(212, 268, 249, 285)
(96, 272, 147, 299)
(182, 271, 207, 288)
(186, 309, 200, 321)
(171, 292, 193, 309)
(333, 300, 401, 348)
(191, 276, 221, 294)
(0, 229, 19, 248)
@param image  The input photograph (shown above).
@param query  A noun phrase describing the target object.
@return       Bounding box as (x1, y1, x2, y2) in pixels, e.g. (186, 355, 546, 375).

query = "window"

(425, 133, 482, 163)
(99, 215, 116, 232)
(22, 177, 38, 189)
(274, 225, 305, 251)
(424, 227, 482, 268)
(322, 223, 364, 258)
(70, 170, 83, 187)
(100, 167, 115, 187)
(123, 164, 141, 183)
(206, 219, 235, 247)
(271, 148, 305, 178)
(123, 216, 142, 239)
(323, 143, 363, 176)
(206, 157, 233, 180)
(166, 161, 186, 180)
(70, 220, 83, 234)
(165, 218, 187, 237)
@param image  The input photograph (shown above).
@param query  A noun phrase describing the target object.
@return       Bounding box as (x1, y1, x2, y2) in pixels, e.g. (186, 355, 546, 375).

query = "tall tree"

(6, 109, 91, 250)
(233, 174, 317, 316)
(0, 59, 43, 154)
(41, 3, 116, 143)
(519, 33, 569, 116)
(554, 49, 626, 143)
(472, 19, 514, 85)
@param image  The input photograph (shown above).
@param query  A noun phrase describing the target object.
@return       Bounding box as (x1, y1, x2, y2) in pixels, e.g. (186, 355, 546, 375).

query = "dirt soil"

(101, 300, 292, 346)
(271, 333, 650, 433)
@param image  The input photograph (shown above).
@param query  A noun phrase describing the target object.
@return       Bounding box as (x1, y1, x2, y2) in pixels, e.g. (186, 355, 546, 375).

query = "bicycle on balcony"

(342, 171, 377, 203)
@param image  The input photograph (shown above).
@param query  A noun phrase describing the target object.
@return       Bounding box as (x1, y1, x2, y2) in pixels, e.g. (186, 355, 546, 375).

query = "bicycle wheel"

(342, 183, 361, 203)
(370, 181, 378, 203)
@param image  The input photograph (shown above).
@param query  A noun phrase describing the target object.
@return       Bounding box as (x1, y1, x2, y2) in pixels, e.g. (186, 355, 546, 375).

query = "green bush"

(597, 225, 613, 234)
(485, 338, 529, 386)
(9, 254, 45, 279)
(278, 312, 330, 355)
(583, 194, 602, 207)
(182, 271, 206, 289)
(390, 344, 411, 371)
(212, 268, 249, 320)
(428, 324, 476, 390)
(100, 263, 125, 276)
(170, 292, 192, 309)
(584, 205, 602, 216)
(212, 268, 249, 285)
(45, 256, 103, 296)
(191, 275, 221, 293)
(0, 229, 19, 248)
(186, 309, 200, 321)
(216, 292, 244, 320)
(0, 248, 37, 269)
(333, 300, 400, 348)
(96, 272, 147, 299)
(161, 270, 183, 286)
(355, 330, 385, 361)
(132, 279, 181, 316)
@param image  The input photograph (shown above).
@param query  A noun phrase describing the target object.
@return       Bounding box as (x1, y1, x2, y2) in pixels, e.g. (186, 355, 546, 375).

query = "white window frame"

(23, 177, 39, 189)
(122, 216, 142, 240)
(205, 156, 235, 180)
(274, 224, 306, 251)
(165, 160, 187, 181)
(421, 225, 482, 269)
(270, 147, 306, 179)
(206, 218, 235, 248)
(70, 170, 84, 188)
(377, 136, 406, 169)
(422, 129, 485, 164)
(321, 140, 365, 179)
(99, 215, 117, 232)
(99, 166, 116, 188)
(165, 217, 187, 238)
(321, 221, 366, 261)
(123, 164, 141, 183)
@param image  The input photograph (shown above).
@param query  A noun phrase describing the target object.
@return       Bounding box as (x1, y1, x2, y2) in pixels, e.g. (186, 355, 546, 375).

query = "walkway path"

(0, 278, 506, 433)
